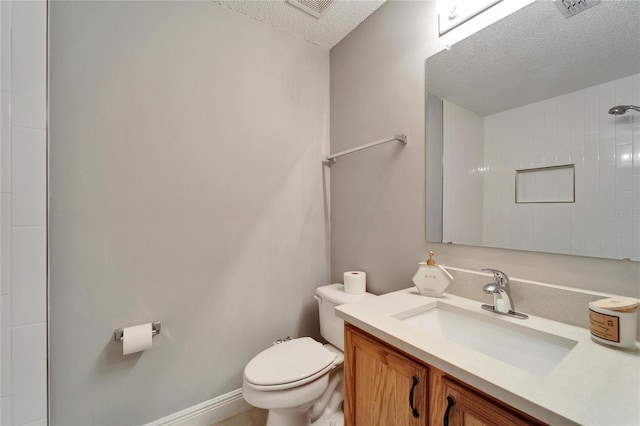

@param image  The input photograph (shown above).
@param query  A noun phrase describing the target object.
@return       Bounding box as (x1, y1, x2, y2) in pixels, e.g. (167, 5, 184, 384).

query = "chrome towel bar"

(325, 134, 407, 163)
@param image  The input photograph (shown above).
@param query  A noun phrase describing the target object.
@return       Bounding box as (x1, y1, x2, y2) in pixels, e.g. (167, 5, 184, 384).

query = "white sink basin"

(395, 302, 577, 376)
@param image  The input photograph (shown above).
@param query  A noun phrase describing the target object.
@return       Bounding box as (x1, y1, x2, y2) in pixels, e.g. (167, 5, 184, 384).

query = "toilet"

(242, 284, 375, 426)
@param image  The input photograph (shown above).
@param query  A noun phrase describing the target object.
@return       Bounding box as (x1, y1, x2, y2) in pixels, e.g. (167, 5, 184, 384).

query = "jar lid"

(592, 297, 639, 312)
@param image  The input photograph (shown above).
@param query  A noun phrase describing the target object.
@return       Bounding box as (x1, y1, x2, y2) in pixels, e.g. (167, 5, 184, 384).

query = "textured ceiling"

(216, 0, 387, 49)
(426, 1, 640, 116)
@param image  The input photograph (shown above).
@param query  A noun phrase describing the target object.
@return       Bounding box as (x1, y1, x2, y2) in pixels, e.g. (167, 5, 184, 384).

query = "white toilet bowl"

(242, 337, 342, 426)
(242, 284, 375, 426)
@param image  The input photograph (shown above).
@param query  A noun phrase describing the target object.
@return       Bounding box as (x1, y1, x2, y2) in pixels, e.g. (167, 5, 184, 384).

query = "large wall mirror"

(426, 0, 640, 262)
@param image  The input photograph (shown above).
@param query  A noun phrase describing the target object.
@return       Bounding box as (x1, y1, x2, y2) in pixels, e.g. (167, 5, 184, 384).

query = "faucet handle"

(481, 269, 509, 286)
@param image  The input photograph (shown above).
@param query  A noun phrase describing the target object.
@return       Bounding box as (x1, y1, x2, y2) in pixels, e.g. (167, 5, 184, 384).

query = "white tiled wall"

(482, 73, 639, 260)
(0, 1, 48, 425)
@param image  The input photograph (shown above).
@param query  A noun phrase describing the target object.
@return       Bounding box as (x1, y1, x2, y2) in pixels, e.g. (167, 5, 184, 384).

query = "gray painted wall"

(330, 1, 639, 298)
(49, 2, 329, 424)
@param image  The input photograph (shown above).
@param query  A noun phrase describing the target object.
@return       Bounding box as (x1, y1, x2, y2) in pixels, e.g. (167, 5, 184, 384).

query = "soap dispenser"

(412, 251, 453, 297)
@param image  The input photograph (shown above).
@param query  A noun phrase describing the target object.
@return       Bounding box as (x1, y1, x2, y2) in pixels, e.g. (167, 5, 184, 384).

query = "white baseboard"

(146, 388, 252, 426)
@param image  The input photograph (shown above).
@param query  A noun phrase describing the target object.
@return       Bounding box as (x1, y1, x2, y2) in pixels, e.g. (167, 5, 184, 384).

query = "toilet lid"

(244, 337, 336, 388)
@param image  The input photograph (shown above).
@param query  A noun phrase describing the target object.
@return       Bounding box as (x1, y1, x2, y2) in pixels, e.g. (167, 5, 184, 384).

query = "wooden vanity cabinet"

(431, 376, 546, 426)
(344, 323, 429, 426)
(344, 324, 546, 426)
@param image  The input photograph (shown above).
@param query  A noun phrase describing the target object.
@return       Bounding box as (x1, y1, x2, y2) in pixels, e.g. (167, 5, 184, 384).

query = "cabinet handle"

(409, 375, 420, 418)
(443, 395, 456, 426)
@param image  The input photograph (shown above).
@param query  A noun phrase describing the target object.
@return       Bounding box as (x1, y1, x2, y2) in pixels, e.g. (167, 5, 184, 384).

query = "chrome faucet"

(481, 269, 528, 319)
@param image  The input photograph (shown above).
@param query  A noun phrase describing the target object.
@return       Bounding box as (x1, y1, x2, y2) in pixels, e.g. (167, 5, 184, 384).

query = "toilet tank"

(315, 284, 376, 351)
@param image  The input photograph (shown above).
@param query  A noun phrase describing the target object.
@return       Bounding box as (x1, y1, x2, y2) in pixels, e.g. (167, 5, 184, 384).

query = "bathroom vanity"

(337, 288, 640, 426)
(344, 324, 544, 425)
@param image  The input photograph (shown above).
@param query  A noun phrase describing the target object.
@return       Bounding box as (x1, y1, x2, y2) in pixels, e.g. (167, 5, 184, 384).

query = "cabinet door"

(344, 324, 428, 426)
(436, 377, 546, 426)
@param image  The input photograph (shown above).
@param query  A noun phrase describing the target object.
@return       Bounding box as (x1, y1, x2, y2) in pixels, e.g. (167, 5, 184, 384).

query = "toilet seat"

(244, 337, 337, 391)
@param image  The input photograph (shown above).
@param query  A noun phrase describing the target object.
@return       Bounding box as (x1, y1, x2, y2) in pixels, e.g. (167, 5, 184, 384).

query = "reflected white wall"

(442, 100, 484, 245)
(482, 73, 640, 260)
(443, 73, 640, 260)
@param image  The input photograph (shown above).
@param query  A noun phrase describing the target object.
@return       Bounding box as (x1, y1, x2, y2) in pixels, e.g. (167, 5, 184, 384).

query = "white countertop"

(336, 288, 640, 426)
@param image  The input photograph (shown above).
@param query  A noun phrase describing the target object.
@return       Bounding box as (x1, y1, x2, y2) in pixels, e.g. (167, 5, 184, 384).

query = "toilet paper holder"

(113, 321, 161, 343)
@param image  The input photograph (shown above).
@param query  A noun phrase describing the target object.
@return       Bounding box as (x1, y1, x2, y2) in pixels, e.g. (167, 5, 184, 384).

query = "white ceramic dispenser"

(412, 251, 453, 297)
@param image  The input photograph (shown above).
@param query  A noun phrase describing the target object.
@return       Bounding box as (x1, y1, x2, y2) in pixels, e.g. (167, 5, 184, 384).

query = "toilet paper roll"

(344, 271, 366, 295)
(123, 323, 153, 355)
